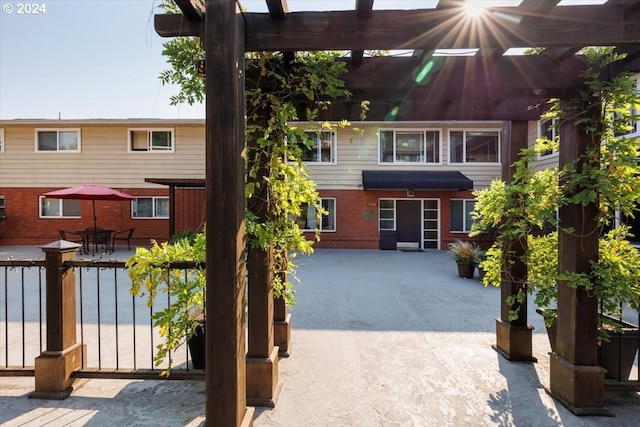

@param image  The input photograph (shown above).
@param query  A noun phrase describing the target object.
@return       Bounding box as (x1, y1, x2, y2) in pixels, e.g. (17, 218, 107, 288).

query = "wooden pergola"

(155, 1, 640, 425)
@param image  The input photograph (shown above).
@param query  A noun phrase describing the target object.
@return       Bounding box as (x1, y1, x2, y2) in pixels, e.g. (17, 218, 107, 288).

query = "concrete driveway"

(1, 248, 638, 426)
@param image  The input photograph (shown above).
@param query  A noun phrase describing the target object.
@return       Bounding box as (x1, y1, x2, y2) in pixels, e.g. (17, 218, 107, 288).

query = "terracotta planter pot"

(456, 262, 475, 279)
(536, 308, 639, 381)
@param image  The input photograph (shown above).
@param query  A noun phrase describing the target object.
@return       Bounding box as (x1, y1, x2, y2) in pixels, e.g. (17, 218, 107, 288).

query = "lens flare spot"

(415, 61, 434, 84)
(385, 106, 400, 121)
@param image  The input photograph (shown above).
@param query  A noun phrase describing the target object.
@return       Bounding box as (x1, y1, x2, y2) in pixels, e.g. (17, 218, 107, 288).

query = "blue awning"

(362, 170, 473, 190)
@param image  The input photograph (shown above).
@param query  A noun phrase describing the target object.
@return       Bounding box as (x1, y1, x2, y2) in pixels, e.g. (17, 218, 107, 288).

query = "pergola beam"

(174, 0, 204, 21)
(156, 5, 640, 51)
(265, 0, 288, 20)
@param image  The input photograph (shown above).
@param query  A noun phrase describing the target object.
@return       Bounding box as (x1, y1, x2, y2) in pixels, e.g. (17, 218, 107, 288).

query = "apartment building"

(1, 115, 637, 249)
(0, 119, 205, 246)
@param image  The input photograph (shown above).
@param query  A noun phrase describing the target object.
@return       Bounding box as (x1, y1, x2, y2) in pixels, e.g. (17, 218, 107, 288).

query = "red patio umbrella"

(42, 184, 135, 231)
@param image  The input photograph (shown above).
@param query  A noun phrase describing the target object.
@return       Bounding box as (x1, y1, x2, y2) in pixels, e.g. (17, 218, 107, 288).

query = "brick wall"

(310, 189, 476, 250)
(0, 187, 169, 246)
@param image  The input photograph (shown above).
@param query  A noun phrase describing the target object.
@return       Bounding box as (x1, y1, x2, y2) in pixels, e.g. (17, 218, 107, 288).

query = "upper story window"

(538, 118, 559, 157)
(36, 129, 80, 152)
(0, 129, 4, 153)
(290, 130, 336, 164)
(132, 197, 169, 218)
(39, 197, 81, 218)
(449, 130, 500, 164)
(129, 129, 174, 152)
(379, 130, 440, 164)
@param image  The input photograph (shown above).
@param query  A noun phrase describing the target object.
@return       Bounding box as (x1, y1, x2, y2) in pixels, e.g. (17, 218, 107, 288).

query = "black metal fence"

(0, 258, 204, 380)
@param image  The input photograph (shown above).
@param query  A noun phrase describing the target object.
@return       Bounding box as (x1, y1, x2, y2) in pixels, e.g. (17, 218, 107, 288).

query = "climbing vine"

(471, 48, 640, 329)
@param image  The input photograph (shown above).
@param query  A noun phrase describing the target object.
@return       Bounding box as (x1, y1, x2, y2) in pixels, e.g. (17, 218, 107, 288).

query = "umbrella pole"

(92, 199, 97, 230)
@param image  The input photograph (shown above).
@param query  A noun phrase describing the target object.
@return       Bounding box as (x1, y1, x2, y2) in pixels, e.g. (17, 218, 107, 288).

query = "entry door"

(396, 200, 421, 247)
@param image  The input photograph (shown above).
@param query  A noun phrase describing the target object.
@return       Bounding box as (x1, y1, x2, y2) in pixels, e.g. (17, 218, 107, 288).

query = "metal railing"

(0, 260, 45, 375)
(0, 257, 205, 380)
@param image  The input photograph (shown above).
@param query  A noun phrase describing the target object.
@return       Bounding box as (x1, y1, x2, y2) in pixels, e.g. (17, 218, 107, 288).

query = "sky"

(0, 0, 205, 120)
(0, 0, 607, 120)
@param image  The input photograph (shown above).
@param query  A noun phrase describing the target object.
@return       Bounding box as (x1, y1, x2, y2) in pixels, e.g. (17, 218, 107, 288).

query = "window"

(450, 199, 476, 232)
(379, 199, 395, 230)
(291, 130, 336, 163)
(0, 196, 5, 219)
(36, 129, 80, 152)
(449, 130, 500, 163)
(538, 118, 559, 157)
(132, 197, 169, 218)
(39, 197, 81, 218)
(379, 130, 440, 163)
(297, 198, 335, 232)
(0, 128, 4, 153)
(129, 129, 174, 152)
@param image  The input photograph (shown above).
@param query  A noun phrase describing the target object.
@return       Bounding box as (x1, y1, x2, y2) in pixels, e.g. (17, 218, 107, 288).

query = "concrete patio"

(1, 248, 639, 426)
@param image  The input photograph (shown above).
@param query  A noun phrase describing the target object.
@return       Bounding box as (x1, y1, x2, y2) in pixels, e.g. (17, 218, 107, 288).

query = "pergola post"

(493, 120, 535, 361)
(247, 244, 281, 407)
(549, 99, 608, 415)
(204, 0, 254, 425)
(30, 241, 86, 400)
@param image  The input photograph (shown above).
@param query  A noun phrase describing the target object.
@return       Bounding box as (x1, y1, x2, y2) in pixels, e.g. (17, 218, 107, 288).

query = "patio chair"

(112, 227, 135, 250)
(58, 229, 84, 245)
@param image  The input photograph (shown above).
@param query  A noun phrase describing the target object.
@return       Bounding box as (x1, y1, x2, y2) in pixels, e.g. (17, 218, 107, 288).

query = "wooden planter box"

(537, 308, 639, 381)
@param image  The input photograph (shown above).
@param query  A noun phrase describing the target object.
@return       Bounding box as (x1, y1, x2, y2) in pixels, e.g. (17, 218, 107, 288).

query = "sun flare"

(464, 1, 487, 16)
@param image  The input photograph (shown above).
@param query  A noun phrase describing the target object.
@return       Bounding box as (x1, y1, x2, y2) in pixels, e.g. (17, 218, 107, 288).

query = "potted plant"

(127, 232, 206, 375)
(448, 239, 479, 278)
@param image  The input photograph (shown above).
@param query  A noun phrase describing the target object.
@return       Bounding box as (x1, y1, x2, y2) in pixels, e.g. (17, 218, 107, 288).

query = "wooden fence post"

(30, 240, 86, 400)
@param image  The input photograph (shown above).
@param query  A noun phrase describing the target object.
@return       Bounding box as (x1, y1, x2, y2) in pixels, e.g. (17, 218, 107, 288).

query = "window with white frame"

(297, 198, 335, 232)
(39, 197, 81, 218)
(450, 199, 476, 232)
(449, 130, 500, 163)
(379, 199, 395, 230)
(0, 128, 4, 153)
(290, 130, 336, 163)
(36, 129, 80, 152)
(0, 196, 5, 219)
(379, 129, 440, 163)
(132, 197, 169, 218)
(129, 129, 174, 152)
(538, 117, 559, 157)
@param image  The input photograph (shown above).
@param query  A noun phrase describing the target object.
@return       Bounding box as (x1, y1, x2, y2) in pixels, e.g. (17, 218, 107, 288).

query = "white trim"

(127, 128, 175, 153)
(300, 197, 336, 232)
(132, 196, 170, 219)
(38, 196, 81, 219)
(378, 198, 441, 250)
(447, 129, 501, 165)
(377, 128, 443, 165)
(34, 128, 81, 153)
(450, 198, 477, 233)
(0, 128, 4, 153)
(300, 129, 337, 165)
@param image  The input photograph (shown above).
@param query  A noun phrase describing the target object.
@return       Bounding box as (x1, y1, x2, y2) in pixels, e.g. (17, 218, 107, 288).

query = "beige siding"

(0, 121, 205, 189)
(307, 122, 503, 191)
